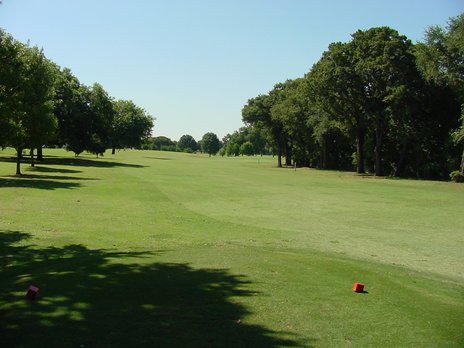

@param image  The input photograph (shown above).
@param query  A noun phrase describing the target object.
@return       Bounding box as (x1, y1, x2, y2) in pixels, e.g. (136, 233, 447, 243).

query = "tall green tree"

(350, 27, 419, 176)
(201, 132, 220, 156)
(0, 35, 56, 175)
(53, 68, 92, 156)
(307, 42, 368, 173)
(0, 29, 22, 149)
(416, 13, 464, 174)
(21, 46, 57, 168)
(86, 83, 114, 157)
(111, 100, 154, 154)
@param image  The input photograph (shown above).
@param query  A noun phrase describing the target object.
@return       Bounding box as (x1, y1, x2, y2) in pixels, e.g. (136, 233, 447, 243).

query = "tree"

(351, 27, 419, 176)
(270, 78, 313, 166)
(0, 30, 22, 149)
(55, 81, 114, 157)
(307, 42, 368, 173)
(0, 36, 56, 175)
(306, 28, 420, 175)
(53, 68, 93, 156)
(416, 13, 464, 88)
(21, 46, 57, 168)
(111, 100, 154, 154)
(85, 83, 114, 157)
(177, 134, 198, 153)
(201, 132, 220, 156)
(242, 92, 288, 167)
(240, 141, 254, 156)
(222, 127, 266, 157)
(142, 136, 176, 151)
(417, 13, 464, 174)
(452, 113, 464, 174)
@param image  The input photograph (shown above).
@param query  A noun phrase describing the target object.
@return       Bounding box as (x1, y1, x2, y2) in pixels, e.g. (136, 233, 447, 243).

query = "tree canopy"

(1, 27, 155, 174)
(241, 18, 463, 179)
(201, 132, 221, 157)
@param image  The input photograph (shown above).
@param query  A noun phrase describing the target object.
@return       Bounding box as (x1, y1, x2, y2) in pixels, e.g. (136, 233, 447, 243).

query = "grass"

(0, 148, 463, 347)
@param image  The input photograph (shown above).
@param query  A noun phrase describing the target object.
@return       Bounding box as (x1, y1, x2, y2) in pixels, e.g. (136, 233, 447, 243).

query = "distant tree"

(201, 132, 220, 156)
(226, 142, 240, 156)
(177, 134, 198, 152)
(240, 141, 254, 156)
(242, 93, 287, 167)
(141, 136, 175, 150)
(111, 100, 153, 154)
(247, 126, 268, 156)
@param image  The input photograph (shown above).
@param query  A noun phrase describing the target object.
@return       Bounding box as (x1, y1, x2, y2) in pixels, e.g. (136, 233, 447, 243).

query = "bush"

(450, 170, 464, 183)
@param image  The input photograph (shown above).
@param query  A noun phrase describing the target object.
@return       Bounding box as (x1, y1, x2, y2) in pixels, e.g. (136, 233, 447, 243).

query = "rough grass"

(0, 148, 463, 347)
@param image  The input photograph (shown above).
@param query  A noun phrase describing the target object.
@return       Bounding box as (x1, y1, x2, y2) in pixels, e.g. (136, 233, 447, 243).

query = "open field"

(1, 148, 463, 347)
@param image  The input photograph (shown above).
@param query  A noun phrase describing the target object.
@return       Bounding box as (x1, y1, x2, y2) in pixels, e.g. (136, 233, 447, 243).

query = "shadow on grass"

(33, 166, 82, 174)
(0, 231, 305, 347)
(0, 156, 146, 169)
(0, 177, 82, 190)
(2, 173, 98, 181)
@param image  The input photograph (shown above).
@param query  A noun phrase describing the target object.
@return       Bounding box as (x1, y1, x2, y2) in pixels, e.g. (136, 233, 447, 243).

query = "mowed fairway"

(1, 149, 463, 347)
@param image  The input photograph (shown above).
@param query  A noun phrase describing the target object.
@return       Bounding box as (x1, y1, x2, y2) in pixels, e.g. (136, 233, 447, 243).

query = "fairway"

(1, 149, 463, 347)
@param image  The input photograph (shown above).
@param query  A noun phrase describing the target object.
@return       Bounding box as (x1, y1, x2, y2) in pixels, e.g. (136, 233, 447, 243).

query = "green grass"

(1, 148, 463, 347)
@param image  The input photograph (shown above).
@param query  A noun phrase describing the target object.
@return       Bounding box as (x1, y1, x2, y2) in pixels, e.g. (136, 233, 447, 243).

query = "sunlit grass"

(0, 148, 463, 347)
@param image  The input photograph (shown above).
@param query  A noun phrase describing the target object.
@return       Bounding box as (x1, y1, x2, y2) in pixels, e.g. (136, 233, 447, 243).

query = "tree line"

(0, 29, 154, 175)
(142, 132, 222, 157)
(240, 14, 464, 181)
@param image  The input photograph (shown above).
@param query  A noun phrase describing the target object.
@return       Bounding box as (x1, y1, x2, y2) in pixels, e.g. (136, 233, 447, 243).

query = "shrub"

(450, 170, 464, 183)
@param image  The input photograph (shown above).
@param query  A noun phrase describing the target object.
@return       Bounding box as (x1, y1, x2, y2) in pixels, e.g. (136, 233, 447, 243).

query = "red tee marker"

(26, 285, 39, 299)
(353, 282, 364, 293)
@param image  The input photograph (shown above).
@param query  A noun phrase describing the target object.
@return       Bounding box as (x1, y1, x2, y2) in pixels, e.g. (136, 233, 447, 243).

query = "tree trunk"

(30, 148, 35, 168)
(321, 135, 327, 169)
(285, 142, 292, 166)
(112, 147, 116, 155)
(277, 151, 282, 168)
(395, 141, 408, 177)
(356, 128, 365, 174)
(37, 147, 43, 161)
(460, 146, 464, 174)
(16, 148, 22, 176)
(374, 127, 384, 176)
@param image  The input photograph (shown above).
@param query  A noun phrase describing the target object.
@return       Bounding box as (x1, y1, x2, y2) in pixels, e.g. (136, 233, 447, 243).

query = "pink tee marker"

(26, 285, 39, 299)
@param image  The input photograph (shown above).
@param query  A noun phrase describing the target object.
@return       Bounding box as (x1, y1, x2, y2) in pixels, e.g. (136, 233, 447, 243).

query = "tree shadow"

(0, 177, 82, 190)
(0, 231, 305, 347)
(2, 174, 98, 181)
(0, 156, 146, 169)
(33, 166, 82, 174)
(42, 157, 147, 169)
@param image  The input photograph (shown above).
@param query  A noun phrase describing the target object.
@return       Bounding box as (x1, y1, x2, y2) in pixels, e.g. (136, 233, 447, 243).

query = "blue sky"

(1, 0, 463, 141)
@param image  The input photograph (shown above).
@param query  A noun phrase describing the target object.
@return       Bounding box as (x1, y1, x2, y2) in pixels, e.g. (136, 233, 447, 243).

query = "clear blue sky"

(1, 0, 463, 141)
